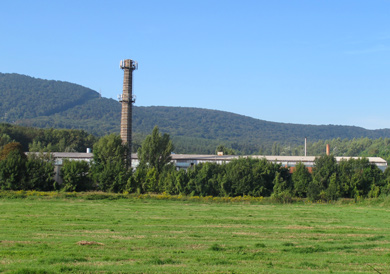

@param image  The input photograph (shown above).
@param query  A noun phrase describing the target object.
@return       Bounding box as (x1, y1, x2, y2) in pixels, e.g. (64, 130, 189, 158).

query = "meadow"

(1, 193, 390, 273)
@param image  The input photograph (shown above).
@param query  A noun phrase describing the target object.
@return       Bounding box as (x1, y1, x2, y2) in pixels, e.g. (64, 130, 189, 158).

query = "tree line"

(0, 123, 97, 152)
(1, 126, 390, 201)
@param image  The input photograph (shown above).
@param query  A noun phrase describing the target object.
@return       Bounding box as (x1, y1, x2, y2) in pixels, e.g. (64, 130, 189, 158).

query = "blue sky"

(1, 1, 389, 129)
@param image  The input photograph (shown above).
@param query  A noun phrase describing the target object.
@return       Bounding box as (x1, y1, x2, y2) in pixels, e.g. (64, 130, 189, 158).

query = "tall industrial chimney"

(304, 137, 307, 157)
(326, 144, 330, 156)
(119, 59, 138, 166)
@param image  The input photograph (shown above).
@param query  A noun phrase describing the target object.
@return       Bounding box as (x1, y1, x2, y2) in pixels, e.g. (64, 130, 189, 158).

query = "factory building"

(45, 152, 389, 171)
(163, 154, 388, 172)
(42, 152, 387, 183)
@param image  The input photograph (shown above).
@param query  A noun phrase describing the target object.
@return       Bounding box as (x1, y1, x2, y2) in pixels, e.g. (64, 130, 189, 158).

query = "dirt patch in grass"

(188, 244, 205, 250)
(108, 235, 135, 240)
(198, 224, 261, 228)
(133, 235, 146, 239)
(232, 232, 260, 236)
(80, 229, 116, 234)
(77, 241, 104, 246)
(0, 258, 12, 265)
(285, 225, 313, 230)
(1, 240, 33, 244)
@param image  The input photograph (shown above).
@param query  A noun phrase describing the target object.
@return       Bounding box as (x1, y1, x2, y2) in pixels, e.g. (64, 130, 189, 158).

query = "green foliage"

(0, 148, 55, 191)
(221, 158, 256, 196)
(221, 158, 283, 197)
(161, 167, 188, 195)
(338, 158, 384, 199)
(28, 128, 97, 152)
(127, 167, 146, 194)
(0, 142, 26, 161)
(307, 181, 321, 201)
(142, 167, 160, 193)
(292, 162, 312, 197)
(0, 133, 13, 148)
(271, 142, 281, 155)
(186, 162, 223, 196)
(215, 145, 236, 155)
(0, 123, 97, 152)
(25, 153, 56, 191)
(312, 155, 337, 191)
(61, 160, 92, 192)
(272, 171, 293, 202)
(91, 134, 130, 192)
(0, 73, 99, 121)
(0, 149, 26, 190)
(0, 118, 389, 199)
(381, 167, 390, 195)
(305, 137, 390, 162)
(325, 173, 340, 200)
(137, 126, 174, 173)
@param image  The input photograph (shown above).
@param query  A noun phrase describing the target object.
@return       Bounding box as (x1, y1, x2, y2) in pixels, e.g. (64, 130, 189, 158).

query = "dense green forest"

(2, 72, 390, 154)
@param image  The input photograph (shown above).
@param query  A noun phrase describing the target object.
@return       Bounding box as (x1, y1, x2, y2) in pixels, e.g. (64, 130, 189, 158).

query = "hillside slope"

(1, 72, 390, 154)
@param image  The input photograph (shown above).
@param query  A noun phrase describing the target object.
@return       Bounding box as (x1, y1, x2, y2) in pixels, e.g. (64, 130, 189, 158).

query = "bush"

(25, 153, 56, 191)
(0, 149, 26, 190)
(61, 160, 93, 192)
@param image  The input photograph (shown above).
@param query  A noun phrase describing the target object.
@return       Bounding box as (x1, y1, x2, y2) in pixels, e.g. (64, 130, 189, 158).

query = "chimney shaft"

(326, 144, 330, 156)
(120, 59, 137, 167)
(304, 137, 307, 157)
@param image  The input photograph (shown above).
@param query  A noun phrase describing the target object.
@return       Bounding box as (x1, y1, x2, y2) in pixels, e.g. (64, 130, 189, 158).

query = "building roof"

(27, 152, 94, 159)
(170, 154, 387, 165)
(26, 152, 388, 166)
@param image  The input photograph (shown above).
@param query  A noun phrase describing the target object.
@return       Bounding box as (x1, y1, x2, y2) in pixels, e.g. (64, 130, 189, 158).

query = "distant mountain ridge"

(1, 72, 390, 154)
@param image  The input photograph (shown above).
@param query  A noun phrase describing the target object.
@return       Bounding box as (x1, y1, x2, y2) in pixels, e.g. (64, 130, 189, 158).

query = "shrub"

(61, 160, 93, 192)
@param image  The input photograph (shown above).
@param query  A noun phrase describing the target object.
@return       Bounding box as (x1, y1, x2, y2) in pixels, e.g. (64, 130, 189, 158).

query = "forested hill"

(0, 73, 120, 135)
(1, 72, 390, 154)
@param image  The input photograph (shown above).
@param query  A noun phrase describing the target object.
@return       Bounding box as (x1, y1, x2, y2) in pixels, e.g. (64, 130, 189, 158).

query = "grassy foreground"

(1, 195, 390, 273)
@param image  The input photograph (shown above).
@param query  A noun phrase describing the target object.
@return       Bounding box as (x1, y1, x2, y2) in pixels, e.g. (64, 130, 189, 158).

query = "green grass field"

(1, 195, 390, 273)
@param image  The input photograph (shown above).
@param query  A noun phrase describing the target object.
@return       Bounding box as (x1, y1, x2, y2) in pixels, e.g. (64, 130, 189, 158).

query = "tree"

(220, 158, 282, 197)
(0, 142, 26, 161)
(25, 153, 56, 191)
(325, 173, 340, 200)
(292, 162, 312, 197)
(252, 159, 284, 197)
(381, 167, 390, 195)
(91, 134, 130, 192)
(0, 133, 13, 148)
(142, 167, 160, 193)
(272, 171, 293, 203)
(310, 155, 338, 200)
(307, 181, 321, 201)
(271, 142, 280, 156)
(0, 149, 26, 190)
(338, 158, 384, 198)
(222, 158, 256, 196)
(312, 155, 337, 191)
(337, 159, 354, 197)
(216, 145, 236, 155)
(186, 162, 222, 196)
(61, 160, 92, 192)
(137, 126, 174, 174)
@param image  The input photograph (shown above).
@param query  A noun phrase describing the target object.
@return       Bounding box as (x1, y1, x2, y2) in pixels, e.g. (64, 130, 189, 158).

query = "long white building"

(44, 152, 388, 175)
